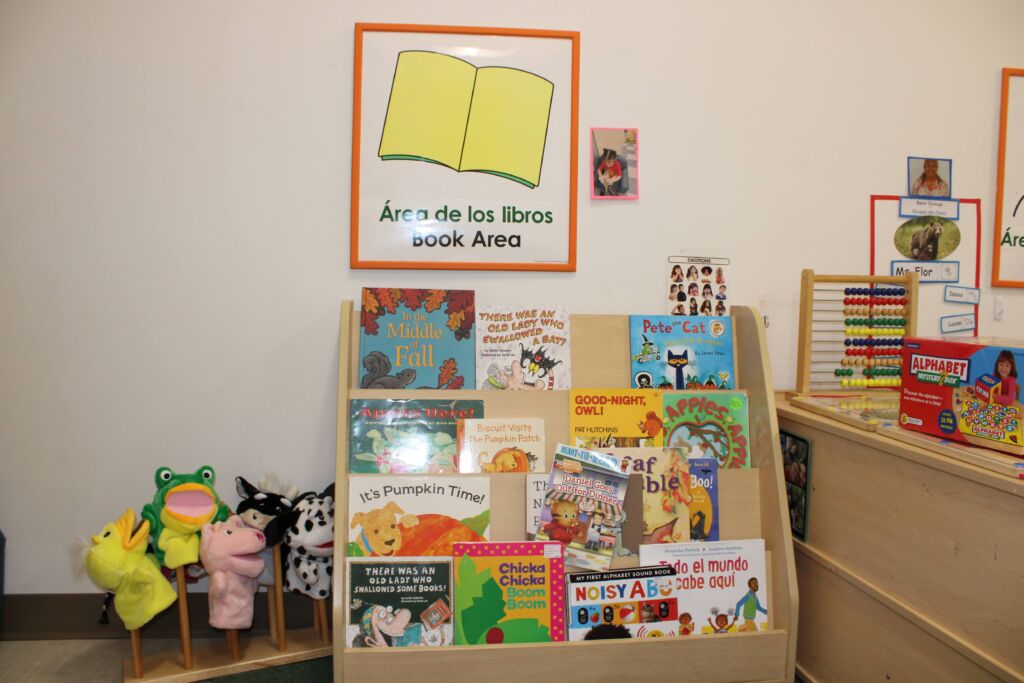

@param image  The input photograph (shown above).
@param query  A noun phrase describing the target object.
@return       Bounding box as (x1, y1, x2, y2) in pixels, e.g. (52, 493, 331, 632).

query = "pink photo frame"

(590, 127, 639, 200)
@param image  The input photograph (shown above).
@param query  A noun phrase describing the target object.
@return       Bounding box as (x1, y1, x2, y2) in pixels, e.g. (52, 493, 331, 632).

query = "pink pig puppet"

(199, 515, 266, 629)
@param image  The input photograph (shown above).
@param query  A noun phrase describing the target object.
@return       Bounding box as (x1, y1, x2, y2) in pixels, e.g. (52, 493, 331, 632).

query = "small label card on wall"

(891, 260, 960, 283)
(943, 285, 981, 305)
(940, 312, 977, 334)
(899, 197, 960, 220)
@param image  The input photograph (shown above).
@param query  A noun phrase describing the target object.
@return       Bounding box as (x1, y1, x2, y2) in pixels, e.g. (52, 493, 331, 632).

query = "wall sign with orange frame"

(351, 24, 580, 271)
(993, 68, 1024, 287)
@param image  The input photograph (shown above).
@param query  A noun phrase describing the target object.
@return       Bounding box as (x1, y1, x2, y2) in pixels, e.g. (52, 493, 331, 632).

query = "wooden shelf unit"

(331, 303, 798, 682)
(777, 395, 1024, 682)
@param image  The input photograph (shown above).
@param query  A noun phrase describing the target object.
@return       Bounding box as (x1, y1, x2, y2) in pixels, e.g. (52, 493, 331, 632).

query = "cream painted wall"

(2, 0, 1023, 593)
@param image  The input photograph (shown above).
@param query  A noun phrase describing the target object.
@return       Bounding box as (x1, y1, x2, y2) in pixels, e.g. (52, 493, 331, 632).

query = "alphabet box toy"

(900, 337, 1024, 456)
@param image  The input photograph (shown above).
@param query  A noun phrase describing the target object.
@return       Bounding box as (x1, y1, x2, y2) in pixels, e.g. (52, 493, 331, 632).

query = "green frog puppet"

(141, 466, 230, 569)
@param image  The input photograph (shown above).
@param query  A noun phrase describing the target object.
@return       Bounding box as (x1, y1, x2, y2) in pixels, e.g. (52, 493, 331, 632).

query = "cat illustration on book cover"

(666, 349, 690, 389)
(476, 306, 571, 390)
(482, 344, 565, 390)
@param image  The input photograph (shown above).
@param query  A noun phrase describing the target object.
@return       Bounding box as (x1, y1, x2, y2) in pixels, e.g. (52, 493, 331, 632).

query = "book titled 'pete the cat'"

(629, 315, 735, 391)
(360, 288, 475, 390)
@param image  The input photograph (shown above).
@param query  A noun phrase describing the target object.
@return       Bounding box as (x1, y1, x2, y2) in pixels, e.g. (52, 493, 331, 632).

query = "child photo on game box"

(901, 338, 1024, 455)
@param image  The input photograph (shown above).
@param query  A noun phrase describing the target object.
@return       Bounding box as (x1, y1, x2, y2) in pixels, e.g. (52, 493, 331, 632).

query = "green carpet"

(211, 656, 331, 682)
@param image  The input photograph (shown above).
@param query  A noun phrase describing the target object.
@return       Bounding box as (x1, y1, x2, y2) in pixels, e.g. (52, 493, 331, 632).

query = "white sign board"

(940, 312, 977, 334)
(899, 196, 960, 220)
(352, 25, 579, 271)
(944, 285, 981, 305)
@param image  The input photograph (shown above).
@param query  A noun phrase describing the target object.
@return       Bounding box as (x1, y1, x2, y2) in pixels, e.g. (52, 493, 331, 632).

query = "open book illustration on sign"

(377, 51, 554, 188)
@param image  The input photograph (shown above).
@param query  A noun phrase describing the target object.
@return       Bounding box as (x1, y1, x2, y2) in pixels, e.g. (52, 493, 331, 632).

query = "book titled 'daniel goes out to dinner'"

(535, 445, 629, 572)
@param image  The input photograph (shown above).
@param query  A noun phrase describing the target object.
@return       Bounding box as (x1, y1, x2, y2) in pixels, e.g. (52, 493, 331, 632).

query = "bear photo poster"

(870, 195, 980, 335)
(348, 476, 490, 559)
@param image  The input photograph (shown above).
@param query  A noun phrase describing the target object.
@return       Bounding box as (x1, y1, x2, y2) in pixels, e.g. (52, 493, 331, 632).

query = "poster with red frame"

(870, 195, 980, 337)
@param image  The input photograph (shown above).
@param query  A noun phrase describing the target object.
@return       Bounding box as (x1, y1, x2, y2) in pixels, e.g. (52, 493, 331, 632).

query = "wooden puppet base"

(174, 567, 192, 670)
(122, 628, 331, 682)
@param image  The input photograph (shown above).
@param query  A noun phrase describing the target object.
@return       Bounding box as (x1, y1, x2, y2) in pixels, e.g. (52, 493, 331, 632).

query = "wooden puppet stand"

(123, 544, 331, 681)
(330, 303, 800, 683)
(129, 630, 143, 679)
(273, 544, 287, 651)
(175, 567, 193, 670)
(312, 597, 331, 645)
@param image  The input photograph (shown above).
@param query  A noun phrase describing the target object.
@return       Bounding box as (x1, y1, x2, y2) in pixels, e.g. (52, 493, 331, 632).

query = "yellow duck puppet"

(85, 509, 177, 631)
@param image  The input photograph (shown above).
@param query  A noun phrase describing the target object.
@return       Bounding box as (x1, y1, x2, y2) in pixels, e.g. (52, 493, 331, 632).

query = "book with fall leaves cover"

(360, 288, 475, 390)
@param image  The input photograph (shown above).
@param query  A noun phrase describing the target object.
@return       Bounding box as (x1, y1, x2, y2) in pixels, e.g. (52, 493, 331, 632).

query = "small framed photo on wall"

(907, 156, 952, 198)
(591, 128, 638, 199)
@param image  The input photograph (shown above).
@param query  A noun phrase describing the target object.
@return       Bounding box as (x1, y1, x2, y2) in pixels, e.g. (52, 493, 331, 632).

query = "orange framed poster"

(993, 68, 1024, 287)
(351, 24, 580, 271)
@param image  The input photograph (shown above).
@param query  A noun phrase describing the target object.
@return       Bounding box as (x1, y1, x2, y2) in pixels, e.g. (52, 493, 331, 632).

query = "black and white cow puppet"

(234, 475, 299, 585)
(235, 476, 299, 546)
(283, 483, 335, 599)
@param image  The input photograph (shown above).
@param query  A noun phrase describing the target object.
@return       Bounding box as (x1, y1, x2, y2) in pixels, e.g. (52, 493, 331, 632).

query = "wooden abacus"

(794, 270, 919, 395)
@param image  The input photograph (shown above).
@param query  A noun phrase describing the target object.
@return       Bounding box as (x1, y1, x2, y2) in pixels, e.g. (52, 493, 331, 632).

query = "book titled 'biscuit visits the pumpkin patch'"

(347, 476, 490, 559)
(453, 541, 565, 644)
(359, 288, 475, 391)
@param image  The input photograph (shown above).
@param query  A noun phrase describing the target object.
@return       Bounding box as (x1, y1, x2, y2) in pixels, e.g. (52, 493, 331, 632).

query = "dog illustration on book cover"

(348, 501, 486, 558)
